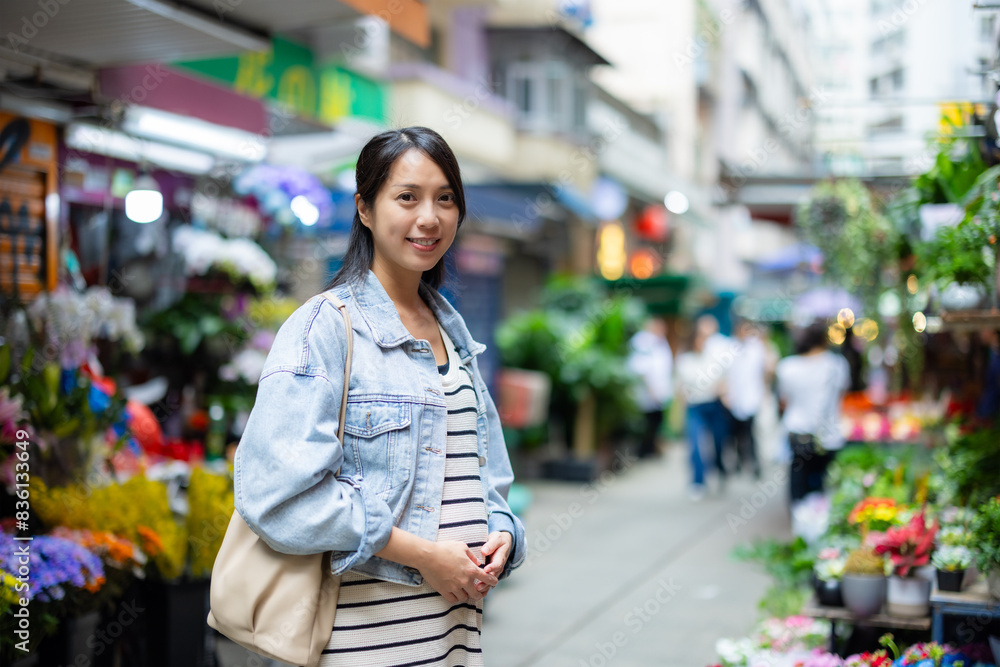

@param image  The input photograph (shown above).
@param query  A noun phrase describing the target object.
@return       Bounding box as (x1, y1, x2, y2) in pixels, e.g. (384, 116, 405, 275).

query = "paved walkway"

(480, 441, 791, 667)
(215, 441, 791, 667)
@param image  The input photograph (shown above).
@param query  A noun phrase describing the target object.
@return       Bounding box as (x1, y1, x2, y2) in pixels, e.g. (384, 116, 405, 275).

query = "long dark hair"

(327, 127, 466, 290)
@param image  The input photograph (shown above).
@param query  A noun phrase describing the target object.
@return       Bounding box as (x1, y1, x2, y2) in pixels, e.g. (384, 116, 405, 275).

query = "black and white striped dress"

(320, 325, 488, 667)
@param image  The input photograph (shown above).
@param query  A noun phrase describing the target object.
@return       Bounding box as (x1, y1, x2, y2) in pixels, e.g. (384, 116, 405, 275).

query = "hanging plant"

(797, 180, 901, 317)
(919, 165, 1000, 300)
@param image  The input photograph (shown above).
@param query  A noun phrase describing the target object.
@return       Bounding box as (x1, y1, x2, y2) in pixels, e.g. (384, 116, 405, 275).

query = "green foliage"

(934, 427, 1000, 507)
(971, 497, 1000, 573)
(825, 444, 935, 537)
(797, 180, 901, 317)
(758, 584, 810, 619)
(913, 141, 987, 205)
(732, 537, 815, 589)
(496, 276, 646, 442)
(143, 293, 248, 356)
(918, 164, 1000, 294)
(732, 538, 814, 618)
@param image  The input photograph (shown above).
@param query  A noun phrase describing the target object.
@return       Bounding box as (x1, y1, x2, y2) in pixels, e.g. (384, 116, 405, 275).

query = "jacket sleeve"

(474, 359, 527, 579)
(233, 299, 394, 573)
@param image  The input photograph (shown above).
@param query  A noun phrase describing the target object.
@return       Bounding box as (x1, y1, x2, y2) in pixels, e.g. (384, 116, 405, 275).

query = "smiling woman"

(233, 127, 526, 667)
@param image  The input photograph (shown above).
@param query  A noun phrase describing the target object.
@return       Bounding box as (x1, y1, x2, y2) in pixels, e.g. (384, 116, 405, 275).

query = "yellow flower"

(0, 570, 20, 605)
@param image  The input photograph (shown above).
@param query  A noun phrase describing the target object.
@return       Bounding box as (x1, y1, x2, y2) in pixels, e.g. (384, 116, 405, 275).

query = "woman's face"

(357, 149, 460, 282)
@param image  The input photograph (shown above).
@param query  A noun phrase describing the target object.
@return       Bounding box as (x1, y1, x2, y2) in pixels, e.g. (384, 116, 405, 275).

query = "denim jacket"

(234, 270, 526, 586)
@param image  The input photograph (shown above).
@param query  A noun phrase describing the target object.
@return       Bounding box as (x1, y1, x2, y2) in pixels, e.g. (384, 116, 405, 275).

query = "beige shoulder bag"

(207, 293, 353, 667)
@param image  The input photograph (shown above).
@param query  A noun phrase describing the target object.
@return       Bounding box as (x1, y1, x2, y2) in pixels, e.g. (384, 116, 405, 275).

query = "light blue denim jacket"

(234, 270, 526, 586)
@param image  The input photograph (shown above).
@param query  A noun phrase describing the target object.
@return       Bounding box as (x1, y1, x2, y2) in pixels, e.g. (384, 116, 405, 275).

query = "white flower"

(172, 225, 276, 289)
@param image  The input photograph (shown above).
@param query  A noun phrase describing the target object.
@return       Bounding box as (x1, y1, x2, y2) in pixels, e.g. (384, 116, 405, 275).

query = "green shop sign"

(173, 36, 386, 126)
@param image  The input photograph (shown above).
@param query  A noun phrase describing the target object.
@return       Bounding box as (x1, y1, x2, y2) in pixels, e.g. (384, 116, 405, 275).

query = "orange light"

(629, 249, 660, 279)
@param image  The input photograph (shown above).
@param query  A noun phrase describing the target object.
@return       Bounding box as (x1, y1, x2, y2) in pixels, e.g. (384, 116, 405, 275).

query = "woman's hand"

(418, 540, 498, 603)
(475, 531, 513, 596)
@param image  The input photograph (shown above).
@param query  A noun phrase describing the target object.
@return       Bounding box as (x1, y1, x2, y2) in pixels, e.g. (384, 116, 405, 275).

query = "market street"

(481, 442, 788, 667)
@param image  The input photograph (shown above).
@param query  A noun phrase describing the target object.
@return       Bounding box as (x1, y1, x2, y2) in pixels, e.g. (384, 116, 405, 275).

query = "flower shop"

(703, 109, 1000, 667)
(1, 98, 356, 666)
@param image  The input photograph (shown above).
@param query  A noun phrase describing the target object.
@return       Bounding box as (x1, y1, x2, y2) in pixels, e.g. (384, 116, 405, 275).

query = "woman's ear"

(355, 193, 371, 228)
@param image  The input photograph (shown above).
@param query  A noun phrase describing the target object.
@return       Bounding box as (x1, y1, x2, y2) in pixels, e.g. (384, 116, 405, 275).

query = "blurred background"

(1, 0, 1000, 666)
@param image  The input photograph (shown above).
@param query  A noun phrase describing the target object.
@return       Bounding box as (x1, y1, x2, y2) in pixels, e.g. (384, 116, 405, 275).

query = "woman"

(675, 323, 729, 500)
(235, 127, 526, 666)
(776, 322, 850, 502)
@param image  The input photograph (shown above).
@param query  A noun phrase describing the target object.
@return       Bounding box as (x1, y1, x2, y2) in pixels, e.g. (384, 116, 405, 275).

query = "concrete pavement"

(480, 441, 791, 667)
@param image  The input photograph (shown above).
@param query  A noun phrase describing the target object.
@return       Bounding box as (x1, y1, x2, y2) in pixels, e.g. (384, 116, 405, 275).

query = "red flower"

(872, 510, 937, 577)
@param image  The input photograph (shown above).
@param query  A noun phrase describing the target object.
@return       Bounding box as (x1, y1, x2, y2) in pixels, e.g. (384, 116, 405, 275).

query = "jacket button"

(478, 456, 486, 467)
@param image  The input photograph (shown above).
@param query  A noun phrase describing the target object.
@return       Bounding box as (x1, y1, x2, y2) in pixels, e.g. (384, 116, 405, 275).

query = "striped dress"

(320, 325, 488, 667)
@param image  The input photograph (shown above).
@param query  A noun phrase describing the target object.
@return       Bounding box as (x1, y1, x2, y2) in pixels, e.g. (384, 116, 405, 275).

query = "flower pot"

(990, 571, 1000, 600)
(841, 574, 886, 616)
(814, 578, 844, 607)
(39, 610, 101, 666)
(936, 569, 965, 593)
(886, 575, 931, 617)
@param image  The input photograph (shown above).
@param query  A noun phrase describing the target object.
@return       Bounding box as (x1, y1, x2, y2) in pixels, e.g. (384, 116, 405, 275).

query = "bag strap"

(320, 293, 353, 443)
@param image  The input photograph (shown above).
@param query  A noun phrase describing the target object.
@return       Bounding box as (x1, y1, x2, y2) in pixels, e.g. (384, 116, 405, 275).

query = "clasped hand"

(419, 532, 512, 603)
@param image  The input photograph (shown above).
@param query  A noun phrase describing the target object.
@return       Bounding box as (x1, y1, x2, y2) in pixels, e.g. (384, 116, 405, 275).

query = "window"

(891, 68, 905, 91)
(982, 15, 996, 40)
(505, 61, 578, 134)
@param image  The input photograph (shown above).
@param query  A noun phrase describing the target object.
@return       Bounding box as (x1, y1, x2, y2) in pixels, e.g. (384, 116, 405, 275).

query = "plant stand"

(930, 579, 1000, 643)
(801, 597, 931, 655)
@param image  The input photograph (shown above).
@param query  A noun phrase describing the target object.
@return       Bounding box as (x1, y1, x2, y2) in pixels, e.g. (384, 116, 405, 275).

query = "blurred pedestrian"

(676, 324, 728, 499)
(627, 316, 673, 459)
(698, 314, 733, 478)
(776, 322, 850, 503)
(234, 127, 525, 666)
(724, 318, 765, 478)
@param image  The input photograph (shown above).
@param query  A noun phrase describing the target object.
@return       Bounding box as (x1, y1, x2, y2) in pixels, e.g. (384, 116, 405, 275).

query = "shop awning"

(0, 0, 429, 69)
(463, 183, 597, 239)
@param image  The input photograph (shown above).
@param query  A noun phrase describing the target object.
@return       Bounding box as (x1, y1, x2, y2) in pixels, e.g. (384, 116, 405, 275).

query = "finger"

(473, 566, 498, 587)
(481, 532, 500, 556)
(464, 545, 481, 565)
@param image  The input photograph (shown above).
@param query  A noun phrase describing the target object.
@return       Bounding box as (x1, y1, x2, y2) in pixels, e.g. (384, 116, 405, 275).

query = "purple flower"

(0, 531, 104, 602)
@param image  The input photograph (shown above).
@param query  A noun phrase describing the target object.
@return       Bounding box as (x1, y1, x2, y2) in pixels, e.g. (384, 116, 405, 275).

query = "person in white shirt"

(776, 322, 850, 502)
(675, 323, 730, 498)
(724, 319, 767, 479)
(627, 317, 673, 459)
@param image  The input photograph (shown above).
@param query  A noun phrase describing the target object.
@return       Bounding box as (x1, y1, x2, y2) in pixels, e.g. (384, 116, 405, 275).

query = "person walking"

(724, 318, 766, 478)
(676, 325, 728, 499)
(776, 322, 850, 503)
(234, 127, 526, 667)
(627, 316, 673, 459)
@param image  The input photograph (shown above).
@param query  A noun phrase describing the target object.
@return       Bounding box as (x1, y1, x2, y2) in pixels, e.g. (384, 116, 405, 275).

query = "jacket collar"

(347, 270, 486, 362)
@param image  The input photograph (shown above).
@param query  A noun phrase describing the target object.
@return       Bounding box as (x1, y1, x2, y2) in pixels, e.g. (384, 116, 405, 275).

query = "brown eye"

(398, 193, 415, 202)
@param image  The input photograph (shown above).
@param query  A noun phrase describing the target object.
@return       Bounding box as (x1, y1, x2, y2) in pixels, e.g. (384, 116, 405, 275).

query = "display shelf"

(938, 309, 1000, 332)
(801, 598, 931, 652)
(929, 579, 1000, 642)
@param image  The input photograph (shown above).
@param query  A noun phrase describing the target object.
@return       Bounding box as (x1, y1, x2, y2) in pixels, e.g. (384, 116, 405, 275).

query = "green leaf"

(0, 343, 10, 384)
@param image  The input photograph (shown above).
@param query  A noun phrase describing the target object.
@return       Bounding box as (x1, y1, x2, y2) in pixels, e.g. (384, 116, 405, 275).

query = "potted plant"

(971, 497, 1000, 599)
(841, 546, 887, 616)
(813, 548, 846, 607)
(873, 510, 937, 617)
(931, 545, 973, 592)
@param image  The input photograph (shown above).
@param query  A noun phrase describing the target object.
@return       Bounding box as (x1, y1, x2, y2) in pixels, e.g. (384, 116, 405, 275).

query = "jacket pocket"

(343, 399, 413, 498)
